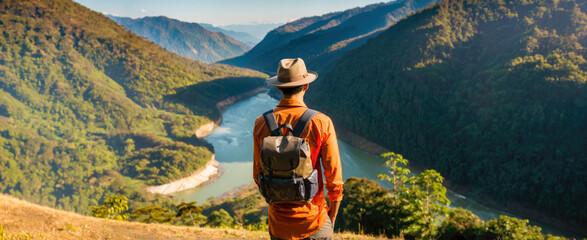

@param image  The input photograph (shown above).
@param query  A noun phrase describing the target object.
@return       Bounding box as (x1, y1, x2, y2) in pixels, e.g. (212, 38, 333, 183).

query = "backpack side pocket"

(304, 169, 319, 202)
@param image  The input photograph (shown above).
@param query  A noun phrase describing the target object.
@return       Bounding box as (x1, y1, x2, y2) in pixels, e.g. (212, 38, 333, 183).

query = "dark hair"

(278, 85, 305, 96)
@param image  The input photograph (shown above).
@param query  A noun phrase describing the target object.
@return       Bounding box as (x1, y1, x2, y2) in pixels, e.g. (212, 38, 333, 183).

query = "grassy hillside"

(309, 0, 587, 229)
(110, 16, 251, 63)
(0, 0, 266, 214)
(0, 193, 268, 239)
(220, 0, 440, 74)
(0, 194, 386, 240)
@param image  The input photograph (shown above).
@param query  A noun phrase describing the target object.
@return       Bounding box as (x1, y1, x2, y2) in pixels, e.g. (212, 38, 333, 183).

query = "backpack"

(257, 108, 320, 204)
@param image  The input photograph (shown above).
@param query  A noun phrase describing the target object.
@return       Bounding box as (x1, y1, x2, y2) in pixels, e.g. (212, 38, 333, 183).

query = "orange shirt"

(253, 98, 344, 240)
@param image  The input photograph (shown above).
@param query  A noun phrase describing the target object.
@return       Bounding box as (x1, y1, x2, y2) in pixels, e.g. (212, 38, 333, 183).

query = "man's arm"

(252, 117, 264, 186)
(328, 201, 341, 226)
(320, 116, 344, 225)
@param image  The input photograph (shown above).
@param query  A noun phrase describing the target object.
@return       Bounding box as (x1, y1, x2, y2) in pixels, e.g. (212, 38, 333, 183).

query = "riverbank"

(333, 122, 585, 237)
(152, 86, 267, 195)
(445, 182, 587, 237)
(195, 86, 266, 139)
(336, 127, 390, 155)
(216, 86, 266, 110)
(146, 156, 221, 195)
(195, 121, 220, 139)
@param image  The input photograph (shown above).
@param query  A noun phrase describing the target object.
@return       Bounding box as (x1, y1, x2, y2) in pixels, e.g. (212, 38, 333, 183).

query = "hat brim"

(266, 70, 318, 87)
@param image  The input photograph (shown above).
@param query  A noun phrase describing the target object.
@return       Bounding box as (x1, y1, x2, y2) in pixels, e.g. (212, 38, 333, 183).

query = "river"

(174, 90, 565, 236)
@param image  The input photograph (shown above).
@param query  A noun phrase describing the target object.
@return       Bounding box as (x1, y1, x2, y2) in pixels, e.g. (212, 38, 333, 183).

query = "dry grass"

(0, 194, 389, 239)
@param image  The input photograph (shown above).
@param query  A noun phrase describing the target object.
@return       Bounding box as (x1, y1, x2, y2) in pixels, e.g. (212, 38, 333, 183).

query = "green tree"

(91, 195, 130, 221)
(438, 208, 484, 240)
(376, 153, 451, 239)
(340, 153, 454, 239)
(123, 138, 135, 156)
(483, 215, 544, 240)
(175, 201, 203, 227)
(377, 152, 414, 237)
(339, 177, 390, 235)
(407, 169, 450, 239)
(205, 209, 235, 228)
(131, 206, 175, 223)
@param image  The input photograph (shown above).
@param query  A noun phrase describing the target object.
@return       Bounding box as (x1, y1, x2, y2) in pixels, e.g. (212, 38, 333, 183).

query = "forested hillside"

(309, 0, 587, 229)
(0, 0, 265, 214)
(110, 16, 251, 63)
(220, 0, 439, 74)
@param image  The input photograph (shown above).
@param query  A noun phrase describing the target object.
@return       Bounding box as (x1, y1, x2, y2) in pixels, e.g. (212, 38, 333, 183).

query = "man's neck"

(282, 93, 305, 104)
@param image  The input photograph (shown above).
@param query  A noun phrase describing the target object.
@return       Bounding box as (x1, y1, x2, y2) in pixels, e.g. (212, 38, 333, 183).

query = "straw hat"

(267, 58, 318, 87)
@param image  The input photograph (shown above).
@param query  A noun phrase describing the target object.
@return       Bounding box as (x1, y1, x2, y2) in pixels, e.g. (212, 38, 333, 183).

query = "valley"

(0, 0, 585, 238)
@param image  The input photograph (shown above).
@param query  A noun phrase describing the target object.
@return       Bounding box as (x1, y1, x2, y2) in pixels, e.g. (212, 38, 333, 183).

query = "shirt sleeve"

(253, 116, 264, 186)
(319, 116, 344, 202)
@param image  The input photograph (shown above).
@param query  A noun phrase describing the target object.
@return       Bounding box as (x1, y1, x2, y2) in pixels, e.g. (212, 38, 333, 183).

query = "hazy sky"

(73, 0, 388, 26)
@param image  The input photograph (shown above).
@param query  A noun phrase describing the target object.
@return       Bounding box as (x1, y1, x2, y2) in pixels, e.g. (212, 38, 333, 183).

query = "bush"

(482, 215, 544, 240)
(205, 209, 235, 228)
(438, 208, 484, 240)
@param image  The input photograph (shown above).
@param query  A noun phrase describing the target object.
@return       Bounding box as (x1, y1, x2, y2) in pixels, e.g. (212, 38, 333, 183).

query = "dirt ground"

(0, 194, 388, 239)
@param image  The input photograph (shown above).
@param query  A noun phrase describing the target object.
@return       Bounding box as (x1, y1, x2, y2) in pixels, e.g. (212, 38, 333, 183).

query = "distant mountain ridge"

(110, 15, 251, 63)
(220, 0, 440, 73)
(218, 23, 282, 40)
(199, 23, 260, 46)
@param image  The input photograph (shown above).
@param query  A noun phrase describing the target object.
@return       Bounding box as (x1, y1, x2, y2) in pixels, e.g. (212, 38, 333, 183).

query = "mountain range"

(199, 23, 261, 46)
(109, 15, 251, 63)
(220, 0, 440, 74)
(308, 0, 587, 230)
(217, 23, 283, 40)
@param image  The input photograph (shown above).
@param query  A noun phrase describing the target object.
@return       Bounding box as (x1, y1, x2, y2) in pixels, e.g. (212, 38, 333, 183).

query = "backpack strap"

(293, 109, 320, 137)
(263, 109, 320, 137)
(263, 110, 281, 136)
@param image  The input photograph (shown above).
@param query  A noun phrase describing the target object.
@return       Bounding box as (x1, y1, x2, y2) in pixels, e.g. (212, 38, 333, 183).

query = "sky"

(72, 0, 388, 26)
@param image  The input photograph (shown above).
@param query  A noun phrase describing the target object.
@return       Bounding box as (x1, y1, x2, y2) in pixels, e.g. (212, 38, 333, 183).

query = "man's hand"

(328, 201, 341, 226)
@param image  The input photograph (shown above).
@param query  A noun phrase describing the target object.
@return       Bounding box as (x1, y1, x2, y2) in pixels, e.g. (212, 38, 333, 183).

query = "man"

(253, 58, 343, 240)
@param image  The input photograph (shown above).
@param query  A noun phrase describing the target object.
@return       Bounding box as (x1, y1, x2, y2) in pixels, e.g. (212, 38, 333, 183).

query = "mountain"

(0, 0, 265, 214)
(219, 23, 282, 40)
(199, 23, 260, 46)
(109, 16, 251, 63)
(220, 0, 440, 74)
(308, 0, 587, 230)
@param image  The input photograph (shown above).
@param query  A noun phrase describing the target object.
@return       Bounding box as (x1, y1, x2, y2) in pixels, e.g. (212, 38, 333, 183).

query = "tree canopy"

(0, 0, 266, 214)
(309, 0, 587, 226)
